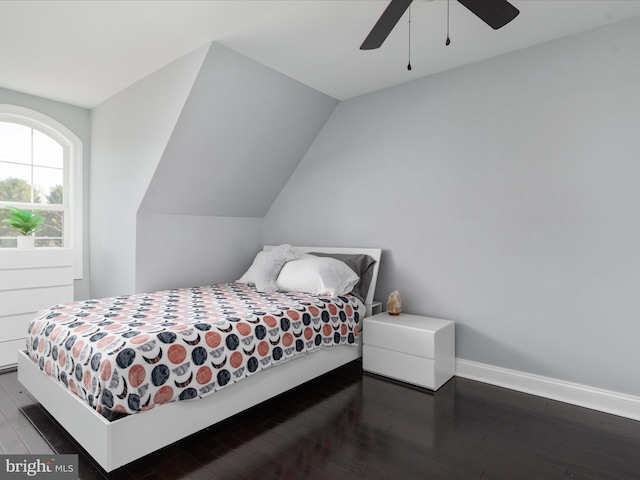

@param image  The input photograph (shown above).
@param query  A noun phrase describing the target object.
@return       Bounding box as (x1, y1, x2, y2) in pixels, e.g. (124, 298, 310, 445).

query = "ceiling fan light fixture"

(360, 0, 519, 51)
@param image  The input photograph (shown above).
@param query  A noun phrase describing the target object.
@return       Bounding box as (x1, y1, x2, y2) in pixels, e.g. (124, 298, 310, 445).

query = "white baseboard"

(455, 358, 640, 422)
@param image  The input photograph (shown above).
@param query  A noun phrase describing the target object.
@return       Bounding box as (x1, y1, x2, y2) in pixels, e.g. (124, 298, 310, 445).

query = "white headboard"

(263, 245, 382, 315)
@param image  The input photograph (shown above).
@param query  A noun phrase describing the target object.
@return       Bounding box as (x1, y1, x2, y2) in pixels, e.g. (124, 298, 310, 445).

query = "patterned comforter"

(26, 283, 362, 417)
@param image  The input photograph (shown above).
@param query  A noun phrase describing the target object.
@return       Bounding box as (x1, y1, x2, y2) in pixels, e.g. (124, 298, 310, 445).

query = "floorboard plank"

(2, 361, 640, 480)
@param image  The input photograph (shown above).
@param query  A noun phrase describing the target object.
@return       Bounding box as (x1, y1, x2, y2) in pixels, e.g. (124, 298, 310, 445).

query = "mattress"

(26, 282, 363, 417)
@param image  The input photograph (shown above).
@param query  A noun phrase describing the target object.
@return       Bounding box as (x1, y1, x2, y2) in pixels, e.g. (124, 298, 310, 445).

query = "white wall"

(90, 45, 208, 297)
(139, 43, 338, 218)
(135, 43, 337, 293)
(92, 42, 337, 296)
(135, 214, 263, 293)
(264, 16, 640, 397)
(0, 87, 91, 300)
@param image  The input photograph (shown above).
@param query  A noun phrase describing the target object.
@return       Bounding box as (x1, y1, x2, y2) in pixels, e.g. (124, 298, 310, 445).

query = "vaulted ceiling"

(1, 1, 640, 108)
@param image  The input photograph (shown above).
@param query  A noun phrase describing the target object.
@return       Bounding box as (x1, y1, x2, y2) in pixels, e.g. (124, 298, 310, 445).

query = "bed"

(17, 245, 381, 472)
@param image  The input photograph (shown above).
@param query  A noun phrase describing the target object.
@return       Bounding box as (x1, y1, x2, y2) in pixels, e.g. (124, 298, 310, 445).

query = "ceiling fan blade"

(456, 0, 519, 30)
(360, 0, 414, 50)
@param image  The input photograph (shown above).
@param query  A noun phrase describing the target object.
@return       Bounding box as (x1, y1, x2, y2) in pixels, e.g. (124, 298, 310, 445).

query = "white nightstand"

(363, 312, 455, 390)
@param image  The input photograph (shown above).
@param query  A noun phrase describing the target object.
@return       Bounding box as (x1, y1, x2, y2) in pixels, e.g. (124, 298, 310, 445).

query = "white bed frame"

(17, 246, 381, 472)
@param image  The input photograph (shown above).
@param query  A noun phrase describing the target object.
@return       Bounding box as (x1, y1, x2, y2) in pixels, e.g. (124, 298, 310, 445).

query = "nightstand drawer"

(363, 312, 455, 390)
(363, 345, 436, 389)
(365, 313, 453, 359)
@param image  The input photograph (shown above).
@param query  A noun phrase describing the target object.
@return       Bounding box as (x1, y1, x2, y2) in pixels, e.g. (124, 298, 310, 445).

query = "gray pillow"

(308, 252, 376, 303)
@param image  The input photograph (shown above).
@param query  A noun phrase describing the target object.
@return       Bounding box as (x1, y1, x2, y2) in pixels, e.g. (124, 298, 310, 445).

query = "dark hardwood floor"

(1, 360, 640, 479)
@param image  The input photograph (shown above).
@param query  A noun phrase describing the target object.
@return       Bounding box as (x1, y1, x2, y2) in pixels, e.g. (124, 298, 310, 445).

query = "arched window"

(0, 105, 83, 275)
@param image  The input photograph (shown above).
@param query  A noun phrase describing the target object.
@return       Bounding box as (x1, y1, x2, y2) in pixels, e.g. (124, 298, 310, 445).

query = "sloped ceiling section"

(139, 42, 338, 217)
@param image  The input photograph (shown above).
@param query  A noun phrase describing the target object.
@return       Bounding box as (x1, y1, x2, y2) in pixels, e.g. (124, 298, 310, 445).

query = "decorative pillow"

(237, 251, 265, 285)
(277, 254, 359, 298)
(308, 252, 376, 303)
(238, 244, 299, 292)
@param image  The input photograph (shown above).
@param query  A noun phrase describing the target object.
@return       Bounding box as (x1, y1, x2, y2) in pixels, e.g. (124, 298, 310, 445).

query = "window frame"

(0, 104, 83, 279)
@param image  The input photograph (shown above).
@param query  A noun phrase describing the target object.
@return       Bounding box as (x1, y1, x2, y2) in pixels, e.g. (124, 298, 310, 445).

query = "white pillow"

(277, 254, 359, 298)
(237, 251, 265, 285)
(238, 245, 299, 293)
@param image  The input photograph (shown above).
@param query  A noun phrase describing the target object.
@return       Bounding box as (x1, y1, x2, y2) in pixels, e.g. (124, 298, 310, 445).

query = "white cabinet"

(363, 312, 455, 390)
(0, 249, 74, 370)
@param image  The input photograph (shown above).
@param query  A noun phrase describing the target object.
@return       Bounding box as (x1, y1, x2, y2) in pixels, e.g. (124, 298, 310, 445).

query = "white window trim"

(0, 104, 83, 279)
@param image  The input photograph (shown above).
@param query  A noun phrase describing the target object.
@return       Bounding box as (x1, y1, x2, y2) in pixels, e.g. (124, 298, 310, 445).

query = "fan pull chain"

(407, 5, 412, 70)
(446, 0, 451, 45)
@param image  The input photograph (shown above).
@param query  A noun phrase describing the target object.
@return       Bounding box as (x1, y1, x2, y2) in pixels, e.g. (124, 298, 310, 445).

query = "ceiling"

(1, 0, 640, 109)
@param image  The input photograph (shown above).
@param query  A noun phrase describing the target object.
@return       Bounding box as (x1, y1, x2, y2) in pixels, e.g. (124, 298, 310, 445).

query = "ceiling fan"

(360, 0, 520, 50)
